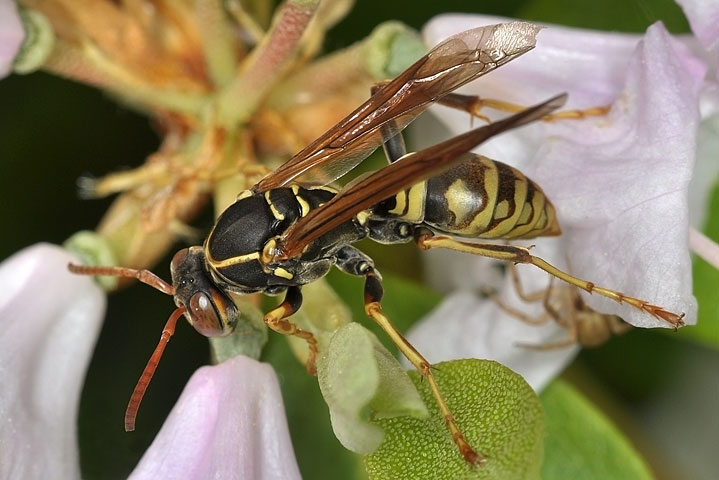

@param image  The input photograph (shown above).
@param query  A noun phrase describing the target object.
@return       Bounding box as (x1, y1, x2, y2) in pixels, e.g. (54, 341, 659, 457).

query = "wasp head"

(170, 246, 239, 337)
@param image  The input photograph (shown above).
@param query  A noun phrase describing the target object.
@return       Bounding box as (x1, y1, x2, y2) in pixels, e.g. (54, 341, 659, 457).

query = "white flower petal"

(676, 0, 719, 51)
(0, 244, 106, 480)
(531, 23, 702, 327)
(421, 16, 701, 327)
(0, 0, 24, 77)
(129, 355, 301, 480)
(411, 16, 706, 389)
(406, 286, 576, 392)
(423, 14, 642, 173)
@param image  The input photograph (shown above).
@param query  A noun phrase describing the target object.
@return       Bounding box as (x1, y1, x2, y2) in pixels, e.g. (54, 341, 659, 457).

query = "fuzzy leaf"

(317, 323, 427, 454)
(365, 359, 544, 480)
(540, 380, 653, 480)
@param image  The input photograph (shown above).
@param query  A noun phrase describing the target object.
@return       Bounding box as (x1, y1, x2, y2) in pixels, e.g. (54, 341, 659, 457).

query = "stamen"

(689, 226, 719, 269)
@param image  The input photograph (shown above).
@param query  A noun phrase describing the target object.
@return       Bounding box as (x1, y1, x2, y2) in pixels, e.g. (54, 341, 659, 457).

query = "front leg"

(264, 286, 319, 375)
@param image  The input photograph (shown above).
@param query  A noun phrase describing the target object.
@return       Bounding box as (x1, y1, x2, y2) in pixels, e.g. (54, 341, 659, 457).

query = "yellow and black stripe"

(422, 154, 559, 240)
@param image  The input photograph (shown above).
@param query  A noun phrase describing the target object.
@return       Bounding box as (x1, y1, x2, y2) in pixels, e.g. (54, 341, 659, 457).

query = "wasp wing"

(253, 22, 542, 193)
(271, 93, 567, 261)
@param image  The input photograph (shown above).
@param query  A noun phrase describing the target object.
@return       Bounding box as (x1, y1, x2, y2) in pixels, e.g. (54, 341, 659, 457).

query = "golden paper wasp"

(69, 21, 683, 464)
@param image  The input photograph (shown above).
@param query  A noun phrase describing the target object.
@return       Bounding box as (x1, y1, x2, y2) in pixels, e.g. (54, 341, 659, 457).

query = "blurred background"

(1, 1, 717, 479)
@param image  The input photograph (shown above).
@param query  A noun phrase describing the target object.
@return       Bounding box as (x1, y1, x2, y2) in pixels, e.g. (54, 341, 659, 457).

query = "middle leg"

(334, 245, 482, 464)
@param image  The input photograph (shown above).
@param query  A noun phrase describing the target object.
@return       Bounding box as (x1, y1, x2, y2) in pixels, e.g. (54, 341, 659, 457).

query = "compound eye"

(187, 292, 224, 337)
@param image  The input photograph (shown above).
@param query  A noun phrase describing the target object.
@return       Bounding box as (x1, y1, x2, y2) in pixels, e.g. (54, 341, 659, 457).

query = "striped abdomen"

(421, 154, 560, 239)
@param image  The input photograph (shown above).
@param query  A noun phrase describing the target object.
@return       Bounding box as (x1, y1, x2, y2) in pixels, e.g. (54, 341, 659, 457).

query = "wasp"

(485, 264, 632, 350)
(69, 21, 683, 465)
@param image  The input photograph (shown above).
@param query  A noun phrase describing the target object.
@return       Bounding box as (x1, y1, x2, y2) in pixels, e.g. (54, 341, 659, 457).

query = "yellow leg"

(438, 93, 610, 124)
(363, 269, 482, 465)
(416, 233, 685, 328)
(264, 287, 319, 375)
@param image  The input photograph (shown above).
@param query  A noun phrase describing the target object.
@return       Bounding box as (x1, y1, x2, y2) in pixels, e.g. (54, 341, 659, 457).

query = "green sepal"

(209, 299, 268, 362)
(365, 359, 544, 480)
(540, 380, 654, 480)
(14, 8, 55, 74)
(317, 322, 428, 454)
(63, 230, 119, 291)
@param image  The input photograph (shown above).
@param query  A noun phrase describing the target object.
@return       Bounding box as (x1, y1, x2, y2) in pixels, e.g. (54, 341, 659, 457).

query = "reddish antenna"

(124, 305, 186, 431)
(68, 263, 182, 431)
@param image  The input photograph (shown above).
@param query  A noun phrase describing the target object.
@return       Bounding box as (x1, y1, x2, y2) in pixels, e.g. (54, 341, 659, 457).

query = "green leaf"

(365, 359, 544, 480)
(540, 380, 653, 480)
(317, 323, 428, 454)
(682, 183, 719, 348)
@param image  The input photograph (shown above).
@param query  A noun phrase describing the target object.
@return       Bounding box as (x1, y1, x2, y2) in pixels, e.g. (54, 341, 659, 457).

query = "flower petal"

(422, 14, 642, 173)
(0, 244, 106, 479)
(530, 23, 703, 327)
(675, 0, 719, 51)
(405, 288, 577, 392)
(421, 16, 702, 327)
(410, 16, 706, 389)
(0, 0, 24, 77)
(129, 355, 301, 480)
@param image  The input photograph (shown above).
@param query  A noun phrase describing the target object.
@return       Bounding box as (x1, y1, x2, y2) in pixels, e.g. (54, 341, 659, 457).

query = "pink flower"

(0, 245, 300, 479)
(129, 356, 301, 480)
(676, 0, 719, 51)
(408, 14, 716, 389)
(0, 244, 105, 479)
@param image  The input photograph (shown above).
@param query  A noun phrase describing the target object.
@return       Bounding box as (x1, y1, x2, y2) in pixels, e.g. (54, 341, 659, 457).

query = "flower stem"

(215, 0, 320, 128)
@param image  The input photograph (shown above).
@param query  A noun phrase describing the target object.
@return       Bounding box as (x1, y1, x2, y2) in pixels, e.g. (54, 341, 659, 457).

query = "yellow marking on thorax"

(207, 251, 260, 268)
(292, 185, 311, 217)
(273, 267, 294, 279)
(356, 210, 371, 226)
(237, 189, 253, 200)
(265, 191, 286, 220)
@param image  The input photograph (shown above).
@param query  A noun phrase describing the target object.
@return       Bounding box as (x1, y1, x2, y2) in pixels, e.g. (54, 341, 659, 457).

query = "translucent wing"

(252, 22, 542, 193)
(270, 94, 567, 261)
